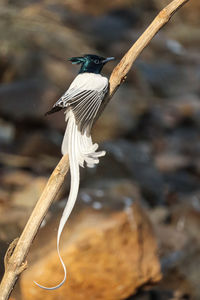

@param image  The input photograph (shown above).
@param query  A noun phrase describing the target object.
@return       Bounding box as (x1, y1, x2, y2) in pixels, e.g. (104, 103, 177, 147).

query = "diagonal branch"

(0, 0, 189, 299)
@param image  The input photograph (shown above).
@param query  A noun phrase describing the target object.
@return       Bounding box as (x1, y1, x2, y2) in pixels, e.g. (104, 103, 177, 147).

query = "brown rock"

(0, 188, 9, 204)
(20, 133, 60, 157)
(154, 0, 200, 25)
(0, 173, 50, 242)
(179, 0, 200, 25)
(0, 80, 59, 120)
(12, 177, 47, 209)
(93, 86, 138, 142)
(171, 198, 200, 244)
(62, 0, 132, 15)
(0, 152, 59, 171)
(2, 170, 34, 188)
(20, 201, 161, 300)
(155, 153, 190, 173)
(0, 208, 25, 241)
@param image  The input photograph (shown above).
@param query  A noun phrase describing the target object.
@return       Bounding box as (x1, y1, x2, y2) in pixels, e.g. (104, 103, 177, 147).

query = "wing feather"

(75, 94, 98, 130)
(69, 89, 107, 132)
(49, 75, 108, 133)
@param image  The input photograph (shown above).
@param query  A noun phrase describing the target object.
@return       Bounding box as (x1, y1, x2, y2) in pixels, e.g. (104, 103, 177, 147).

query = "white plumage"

(57, 73, 109, 133)
(35, 72, 108, 290)
(68, 73, 108, 91)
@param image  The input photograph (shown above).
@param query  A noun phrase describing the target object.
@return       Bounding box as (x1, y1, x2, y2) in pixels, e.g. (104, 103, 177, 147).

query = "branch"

(0, 0, 189, 299)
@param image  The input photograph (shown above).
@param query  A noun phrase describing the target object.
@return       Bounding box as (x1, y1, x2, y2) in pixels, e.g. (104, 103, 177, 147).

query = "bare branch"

(0, 0, 189, 299)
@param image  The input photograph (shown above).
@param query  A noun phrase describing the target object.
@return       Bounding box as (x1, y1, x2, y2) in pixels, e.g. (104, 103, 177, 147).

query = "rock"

(11, 177, 47, 209)
(0, 4, 91, 61)
(20, 200, 161, 300)
(159, 245, 200, 300)
(0, 172, 48, 242)
(179, 0, 200, 25)
(82, 8, 139, 46)
(42, 57, 75, 88)
(93, 85, 138, 142)
(148, 206, 169, 225)
(137, 61, 186, 98)
(164, 171, 200, 194)
(0, 188, 9, 204)
(62, 0, 132, 15)
(155, 153, 190, 173)
(82, 140, 165, 206)
(170, 194, 200, 244)
(0, 79, 59, 120)
(78, 180, 143, 216)
(146, 195, 200, 300)
(0, 207, 26, 241)
(0, 152, 59, 172)
(2, 170, 34, 188)
(19, 132, 61, 157)
(154, 0, 200, 25)
(0, 3, 93, 127)
(165, 95, 200, 126)
(102, 140, 165, 206)
(0, 119, 15, 145)
(127, 288, 176, 300)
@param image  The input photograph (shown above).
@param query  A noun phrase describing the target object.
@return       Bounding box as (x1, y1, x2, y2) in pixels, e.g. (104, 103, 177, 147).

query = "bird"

(35, 54, 115, 290)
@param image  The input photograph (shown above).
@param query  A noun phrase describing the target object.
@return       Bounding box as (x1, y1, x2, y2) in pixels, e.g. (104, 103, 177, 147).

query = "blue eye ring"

(94, 59, 100, 64)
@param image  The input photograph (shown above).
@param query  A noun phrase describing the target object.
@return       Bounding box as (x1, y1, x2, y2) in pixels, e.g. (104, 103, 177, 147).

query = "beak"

(102, 57, 115, 64)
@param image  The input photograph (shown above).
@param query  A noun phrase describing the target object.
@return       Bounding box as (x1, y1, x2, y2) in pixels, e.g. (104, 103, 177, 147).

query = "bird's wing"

(66, 87, 107, 132)
(45, 73, 109, 127)
(45, 88, 106, 129)
(46, 73, 108, 132)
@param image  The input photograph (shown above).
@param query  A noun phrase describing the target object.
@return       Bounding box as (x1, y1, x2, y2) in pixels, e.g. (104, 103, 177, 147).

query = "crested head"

(68, 54, 115, 74)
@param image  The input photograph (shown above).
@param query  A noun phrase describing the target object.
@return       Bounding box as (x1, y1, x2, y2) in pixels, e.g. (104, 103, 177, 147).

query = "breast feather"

(68, 73, 108, 92)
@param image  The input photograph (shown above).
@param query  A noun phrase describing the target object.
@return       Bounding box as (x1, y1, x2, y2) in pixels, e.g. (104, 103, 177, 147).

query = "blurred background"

(0, 0, 200, 299)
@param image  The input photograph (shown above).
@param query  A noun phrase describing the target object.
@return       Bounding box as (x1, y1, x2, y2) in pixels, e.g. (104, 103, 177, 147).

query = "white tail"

(35, 110, 105, 289)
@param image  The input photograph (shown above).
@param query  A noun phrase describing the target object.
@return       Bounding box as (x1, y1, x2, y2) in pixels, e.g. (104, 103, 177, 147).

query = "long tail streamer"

(34, 110, 105, 289)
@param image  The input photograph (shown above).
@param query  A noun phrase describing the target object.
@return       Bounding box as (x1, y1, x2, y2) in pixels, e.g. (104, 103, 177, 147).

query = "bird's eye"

(94, 59, 100, 64)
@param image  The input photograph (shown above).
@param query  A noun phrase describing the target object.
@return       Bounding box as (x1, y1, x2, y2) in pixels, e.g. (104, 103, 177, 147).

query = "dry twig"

(0, 0, 189, 299)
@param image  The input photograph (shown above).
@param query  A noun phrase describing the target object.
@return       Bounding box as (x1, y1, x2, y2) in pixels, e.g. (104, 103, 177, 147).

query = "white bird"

(35, 54, 114, 290)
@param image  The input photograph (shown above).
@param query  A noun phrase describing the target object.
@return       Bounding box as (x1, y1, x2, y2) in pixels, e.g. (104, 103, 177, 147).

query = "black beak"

(102, 57, 115, 64)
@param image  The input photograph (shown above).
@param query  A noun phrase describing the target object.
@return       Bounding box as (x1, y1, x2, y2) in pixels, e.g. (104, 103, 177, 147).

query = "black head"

(68, 54, 115, 74)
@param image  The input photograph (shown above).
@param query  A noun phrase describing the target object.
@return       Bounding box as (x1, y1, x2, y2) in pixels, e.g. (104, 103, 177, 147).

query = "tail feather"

(35, 110, 105, 290)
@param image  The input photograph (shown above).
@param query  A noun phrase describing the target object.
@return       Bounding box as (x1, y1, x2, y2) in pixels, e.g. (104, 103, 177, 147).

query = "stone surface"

(93, 86, 139, 142)
(0, 80, 59, 120)
(12, 177, 47, 208)
(0, 171, 50, 243)
(62, 0, 132, 15)
(102, 140, 165, 206)
(20, 201, 161, 300)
